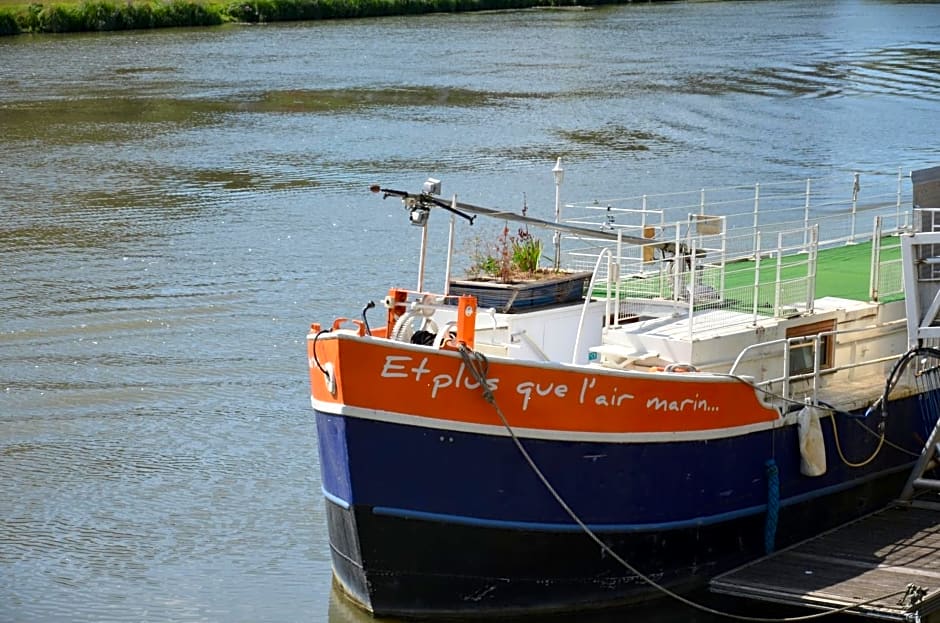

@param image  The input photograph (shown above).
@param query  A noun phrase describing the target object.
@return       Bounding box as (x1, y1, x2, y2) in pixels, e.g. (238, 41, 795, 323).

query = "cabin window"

(786, 320, 836, 376)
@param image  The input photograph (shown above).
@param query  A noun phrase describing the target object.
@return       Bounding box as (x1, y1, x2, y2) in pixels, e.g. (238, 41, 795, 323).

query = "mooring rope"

(764, 459, 779, 555)
(455, 343, 910, 622)
(311, 329, 331, 376)
(829, 410, 886, 468)
(713, 373, 923, 467)
(723, 345, 940, 466)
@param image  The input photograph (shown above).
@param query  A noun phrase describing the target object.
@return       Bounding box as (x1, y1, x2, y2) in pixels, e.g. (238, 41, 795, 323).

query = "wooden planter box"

(448, 271, 592, 313)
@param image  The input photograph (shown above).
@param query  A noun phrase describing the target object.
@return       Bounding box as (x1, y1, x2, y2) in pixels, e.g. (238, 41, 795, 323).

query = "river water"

(1, 1, 939, 621)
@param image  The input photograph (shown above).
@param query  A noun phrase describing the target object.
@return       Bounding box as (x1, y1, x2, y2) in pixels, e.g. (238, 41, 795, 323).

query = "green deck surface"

(722, 238, 902, 302)
(607, 237, 903, 305)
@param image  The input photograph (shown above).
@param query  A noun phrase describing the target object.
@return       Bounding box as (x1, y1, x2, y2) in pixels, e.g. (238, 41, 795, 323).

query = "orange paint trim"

(456, 294, 477, 349)
(308, 334, 779, 435)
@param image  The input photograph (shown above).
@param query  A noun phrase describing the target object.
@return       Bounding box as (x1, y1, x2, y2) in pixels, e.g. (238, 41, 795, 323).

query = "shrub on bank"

(222, 0, 592, 21)
(0, 8, 20, 34)
(3, 0, 605, 34)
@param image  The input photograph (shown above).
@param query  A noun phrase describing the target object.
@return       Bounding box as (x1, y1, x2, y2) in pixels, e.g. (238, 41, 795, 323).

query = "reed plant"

(1, 0, 602, 35)
(4, 0, 224, 33)
(467, 223, 547, 283)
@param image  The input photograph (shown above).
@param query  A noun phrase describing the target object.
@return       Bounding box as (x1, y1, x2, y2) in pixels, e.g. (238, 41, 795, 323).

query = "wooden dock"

(711, 501, 940, 622)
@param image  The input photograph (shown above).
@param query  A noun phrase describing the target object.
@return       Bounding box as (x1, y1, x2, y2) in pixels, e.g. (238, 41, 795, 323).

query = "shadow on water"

(0, 86, 544, 142)
(326, 579, 882, 623)
(556, 126, 675, 153)
(325, 584, 716, 623)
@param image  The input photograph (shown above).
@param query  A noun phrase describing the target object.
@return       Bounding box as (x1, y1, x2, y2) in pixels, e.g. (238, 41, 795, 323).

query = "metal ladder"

(900, 414, 940, 503)
(897, 165, 940, 504)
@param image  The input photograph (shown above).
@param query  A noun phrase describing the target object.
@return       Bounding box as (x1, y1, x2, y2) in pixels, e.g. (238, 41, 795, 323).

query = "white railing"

(562, 169, 913, 337)
(728, 320, 908, 405)
(565, 169, 910, 242)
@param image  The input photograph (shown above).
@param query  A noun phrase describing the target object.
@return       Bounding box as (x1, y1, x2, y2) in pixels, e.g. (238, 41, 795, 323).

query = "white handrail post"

(850, 172, 860, 243)
(615, 229, 623, 326)
(803, 178, 811, 251)
(673, 225, 682, 307)
(688, 235, 697, 340)
(753, 182, 761, 252)
(640, 194, 648, 235)
(700, 188, 706, 216)
(658, 203, 666, 300)
(812, 334, 822, 403)
(807, 225, 818, 313)
(605, 254, 612, 328)
(719, 215, 727, 297)
(572, 248, 609, 364)
(870, 215, 883, 302)
(774, 232, 784, 317)
(896, 167, 903, 229)
(752, 231, 762, 325)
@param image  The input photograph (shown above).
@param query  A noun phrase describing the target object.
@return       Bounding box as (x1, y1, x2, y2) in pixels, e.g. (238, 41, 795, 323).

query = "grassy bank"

(0, 0, 621, 36)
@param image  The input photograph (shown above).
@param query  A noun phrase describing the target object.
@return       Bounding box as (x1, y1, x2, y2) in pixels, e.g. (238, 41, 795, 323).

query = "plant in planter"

(465, 195, 550, 283)
(454, 203, 591, 312)
(468, 223, 545, 283)
(511, 227, 543, 276)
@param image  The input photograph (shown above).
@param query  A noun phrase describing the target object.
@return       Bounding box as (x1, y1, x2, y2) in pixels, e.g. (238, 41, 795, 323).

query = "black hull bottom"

(325, 470, 909, 619)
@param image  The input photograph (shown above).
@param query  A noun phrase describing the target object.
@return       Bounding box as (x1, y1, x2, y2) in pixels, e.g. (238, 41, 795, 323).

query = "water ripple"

(675, 45, 940, 101)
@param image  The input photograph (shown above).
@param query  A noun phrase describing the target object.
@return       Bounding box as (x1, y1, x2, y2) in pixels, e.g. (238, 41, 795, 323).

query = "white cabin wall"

(503, 301, 607, 364)
(723, 299, 908, 407)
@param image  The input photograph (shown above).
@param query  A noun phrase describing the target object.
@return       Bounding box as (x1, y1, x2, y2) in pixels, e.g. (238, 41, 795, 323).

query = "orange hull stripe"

(309, 335, 779, 435)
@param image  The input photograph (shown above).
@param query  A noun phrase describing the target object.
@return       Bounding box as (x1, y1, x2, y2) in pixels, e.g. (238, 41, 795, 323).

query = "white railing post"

(870, 215, 883, 301)
(688, 236, 697, 340)
(807, 225, 818, 313)
(659, 239, 667, 299)
(641, 194, 648, 232)
(774, 232, 784, 317)
(719, 215, 727, 297)
(803, 178, 811, 251)
(896, 167, 903, 229)
(812, 334, 822, 403)
(672, 226, 682, 306)
(605, 253, 612, 328)
(752, 231, 762, 325)
(572, 248, 610, 364)
(753, 183, 761, 252)
(615, 229, 623, 326)
(850, 172, 860, 243)
(700, 188, 706, 215)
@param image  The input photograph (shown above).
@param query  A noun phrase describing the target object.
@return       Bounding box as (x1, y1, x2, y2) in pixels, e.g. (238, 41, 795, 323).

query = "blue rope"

(764, 458, 779, 555)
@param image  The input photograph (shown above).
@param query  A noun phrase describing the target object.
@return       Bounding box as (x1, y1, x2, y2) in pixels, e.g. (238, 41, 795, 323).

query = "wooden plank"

(711, 504, 940, 621)
(786, 551, 940, 580)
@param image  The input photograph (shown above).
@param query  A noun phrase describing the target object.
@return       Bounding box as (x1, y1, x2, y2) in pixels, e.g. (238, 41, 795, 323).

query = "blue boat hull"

(315, 394, 934, 617)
